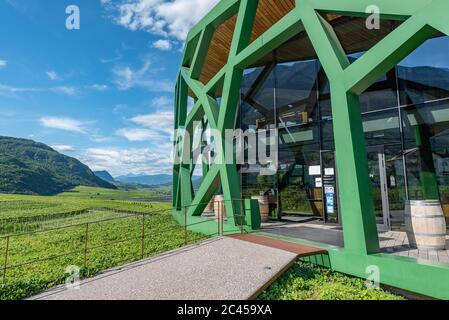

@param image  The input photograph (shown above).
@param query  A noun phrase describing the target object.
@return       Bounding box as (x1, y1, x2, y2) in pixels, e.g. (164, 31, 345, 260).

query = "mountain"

(94, 170, 115, 182)
(115, 174, 203, 187)
(115, 174, 173, 186)
(0, 136, 117, 195)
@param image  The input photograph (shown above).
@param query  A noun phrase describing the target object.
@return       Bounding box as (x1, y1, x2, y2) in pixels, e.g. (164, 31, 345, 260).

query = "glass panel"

(275, 60, 319, 126)
(398, 36, 449, 106)
(384, 145, 406, 230)
(402, 100, 449, 203)
(366, 147, 385, 225)
(252, 67, 276, 112)
(240, 66, 278, 218)
(320, 65, 398, 117)
(363, 108, 401, 147)
(321, 120, 335, 151)
(277, 124, 322, 216)
(241, 67, 264, 96)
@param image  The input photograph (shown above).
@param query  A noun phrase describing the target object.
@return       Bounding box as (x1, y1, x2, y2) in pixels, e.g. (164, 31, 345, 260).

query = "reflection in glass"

(275, 60, 319, 126)
(363, 109, 401, 147)
(398, 36, 449, 105)
(277, 124, 322, 216)
(401, 100, 449, 203)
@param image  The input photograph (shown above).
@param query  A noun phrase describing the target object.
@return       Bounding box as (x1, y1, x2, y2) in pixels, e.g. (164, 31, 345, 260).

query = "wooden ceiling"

(196, 0, 400, 95)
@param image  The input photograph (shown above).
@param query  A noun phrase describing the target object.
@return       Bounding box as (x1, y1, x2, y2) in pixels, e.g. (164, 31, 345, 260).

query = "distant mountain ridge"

(94, 170, 115, 182)
(115, 174, 202, 187)
(115, 174, 173, 186)
(0, 136, 116, 195)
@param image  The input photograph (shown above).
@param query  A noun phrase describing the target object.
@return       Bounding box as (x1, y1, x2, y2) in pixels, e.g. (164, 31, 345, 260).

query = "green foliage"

(259, 261, 404, 300)
(0, 136, 116, 195)
(0, 185, 175, 238)
(0, 187, 205, 300)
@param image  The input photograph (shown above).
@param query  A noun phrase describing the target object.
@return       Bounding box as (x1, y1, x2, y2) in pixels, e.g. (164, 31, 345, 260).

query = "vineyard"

(0, 186, 206, 300)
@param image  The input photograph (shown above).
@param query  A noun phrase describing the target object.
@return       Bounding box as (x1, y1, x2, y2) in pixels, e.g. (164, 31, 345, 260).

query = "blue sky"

(0, 0, 218, 176)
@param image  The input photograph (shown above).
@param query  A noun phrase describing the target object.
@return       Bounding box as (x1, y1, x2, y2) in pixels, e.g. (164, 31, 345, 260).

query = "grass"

(0, 186, 172, 234)
(259, 260, 404, 300)
(0, 186, 207, 300)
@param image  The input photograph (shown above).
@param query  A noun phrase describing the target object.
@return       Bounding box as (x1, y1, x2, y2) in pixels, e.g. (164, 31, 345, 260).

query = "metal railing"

(0, 200, 248, 286)
(0, 207, 207, 285)
(180, 199, 249, 237)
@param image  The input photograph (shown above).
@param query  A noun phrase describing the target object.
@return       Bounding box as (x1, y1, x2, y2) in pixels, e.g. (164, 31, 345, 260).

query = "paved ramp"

(30, 237, 300, 300)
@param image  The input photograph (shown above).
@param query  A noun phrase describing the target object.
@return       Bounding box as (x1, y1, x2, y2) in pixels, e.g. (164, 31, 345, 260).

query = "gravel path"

(29, 237, 297, 300)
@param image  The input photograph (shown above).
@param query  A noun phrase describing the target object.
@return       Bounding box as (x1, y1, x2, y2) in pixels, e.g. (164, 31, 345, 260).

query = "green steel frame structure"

(173, 0, 449, 299)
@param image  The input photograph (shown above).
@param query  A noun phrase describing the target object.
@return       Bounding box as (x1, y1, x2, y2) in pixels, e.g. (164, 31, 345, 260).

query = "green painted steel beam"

(304, 0, 433, 20)
(173, 0, 449, 298)
(186, 0, 240, 43)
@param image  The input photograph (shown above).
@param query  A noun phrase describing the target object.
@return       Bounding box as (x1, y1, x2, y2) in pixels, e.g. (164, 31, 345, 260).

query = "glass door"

(366, 145, 406, 231)
(384, 145, 406, 229)
(367, 146, 390, 230)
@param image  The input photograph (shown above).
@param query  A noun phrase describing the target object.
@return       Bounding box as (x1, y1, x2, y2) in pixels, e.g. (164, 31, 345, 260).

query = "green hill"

(0, 136, 117, 195)
(94, 170, 115, 182)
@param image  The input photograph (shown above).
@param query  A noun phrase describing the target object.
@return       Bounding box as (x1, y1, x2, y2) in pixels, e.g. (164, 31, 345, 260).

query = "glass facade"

(238, 35, 449, 230)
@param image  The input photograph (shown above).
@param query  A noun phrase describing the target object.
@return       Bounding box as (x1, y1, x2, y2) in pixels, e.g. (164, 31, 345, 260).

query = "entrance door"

(367, 145, 406, 231)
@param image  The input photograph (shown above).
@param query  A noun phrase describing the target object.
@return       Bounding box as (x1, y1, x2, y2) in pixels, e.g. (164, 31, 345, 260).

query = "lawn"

(0, 186, 207, 300)
(259, 260, 404, 300)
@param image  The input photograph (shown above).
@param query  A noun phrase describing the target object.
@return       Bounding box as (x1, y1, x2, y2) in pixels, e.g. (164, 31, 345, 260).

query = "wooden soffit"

(196, 0, 401, 97)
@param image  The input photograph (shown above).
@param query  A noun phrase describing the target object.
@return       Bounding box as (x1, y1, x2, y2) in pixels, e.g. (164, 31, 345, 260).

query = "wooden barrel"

(204, 198, 214, 213)
(405, 200, 447, 250)
(214, 195, 225, 220)
(251, 195, 270, 222)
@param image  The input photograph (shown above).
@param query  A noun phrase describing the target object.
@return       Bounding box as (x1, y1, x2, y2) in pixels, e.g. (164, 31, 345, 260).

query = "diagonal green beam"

(188, 165, 221, 217)
(218, 0, 259, 131)
(235, 7, 303, 68)
(344, 16, 437, 95)
(299, 2, 347, 80)
(181, 67, 219, 129)
(204, 67, 226, 94)
(190, 26, 215, 80)
(215, 0, 259, 221)
(305, 0, 432, 20)
(426, 0, 449, 36)
(186, 0, 240, 43)
(185, 100, 204, 126)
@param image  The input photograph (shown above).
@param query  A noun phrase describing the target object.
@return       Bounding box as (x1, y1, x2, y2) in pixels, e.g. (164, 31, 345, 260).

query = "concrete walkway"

(30, 237, 297, 300)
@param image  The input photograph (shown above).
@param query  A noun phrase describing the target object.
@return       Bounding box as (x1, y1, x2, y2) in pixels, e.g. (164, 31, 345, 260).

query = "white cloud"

(151, 96, 173, 109)
(0, 84, 77, 97)
(40, 117, 90, 134)
(115, 127, 165, 141)
(102, 0, 219, 41)
(112, 61, 173, 92)
(113, 104, 128, 114)
(130, 110, 174, 135)
(91, 84, 109, 91)
(52, 86, 77, 96)
(51, 145, 75, 152)
(115, 110, 174, 146)
(0, 84, 38, 95)
(46, 71, 60, 80)
(79, 146, 173, 176)
(0, 60, 7, 68)
(152, 39, 172, 51)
